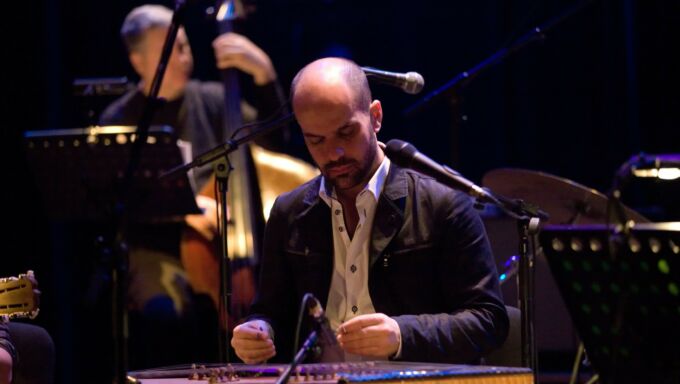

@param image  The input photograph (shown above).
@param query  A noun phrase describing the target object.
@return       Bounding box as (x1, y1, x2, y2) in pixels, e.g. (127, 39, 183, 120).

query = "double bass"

(180, 0, 317, 331)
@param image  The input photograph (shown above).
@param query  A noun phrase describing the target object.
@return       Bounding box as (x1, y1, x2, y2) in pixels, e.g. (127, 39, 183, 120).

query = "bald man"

(231, 58, 508, 364)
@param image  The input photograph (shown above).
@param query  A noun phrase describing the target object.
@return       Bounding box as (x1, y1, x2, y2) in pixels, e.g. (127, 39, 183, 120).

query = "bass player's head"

(121, 4, 193, 100)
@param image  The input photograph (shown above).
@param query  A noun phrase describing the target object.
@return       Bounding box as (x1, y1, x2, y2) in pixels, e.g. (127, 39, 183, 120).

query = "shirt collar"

(319, 155, 391, 206)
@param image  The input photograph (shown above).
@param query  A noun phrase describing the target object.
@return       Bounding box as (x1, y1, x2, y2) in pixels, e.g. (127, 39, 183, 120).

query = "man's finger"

(238, 345, 275, 358)
(234, 328, 266, 340)
(337, 324, 387, 343)
(233, 343, 275, 357)
(234, 323, 271, 340)
(232, 337, 273, 350)
(339, 315, 383, 333)
(339, 334, 391, 357)
(237, 348, 276, 364)
(341, 344, 385, 357)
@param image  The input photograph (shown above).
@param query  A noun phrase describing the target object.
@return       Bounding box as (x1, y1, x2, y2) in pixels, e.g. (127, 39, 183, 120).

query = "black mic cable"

(292, 293, 315, 356)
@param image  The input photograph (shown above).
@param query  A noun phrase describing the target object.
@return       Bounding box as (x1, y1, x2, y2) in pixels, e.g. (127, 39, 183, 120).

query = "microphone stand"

(402, 0, 595, 167)
(403, 0, 595, 118)
(161, 112, 295, 179)
(275, 330, 319, 384)
(398, 0, 595, 377)
(214, 155, 232, 363)
(275, 294, 338, 384)
(161, 111, 295, 362)
(385, 138, 547, 376)
(107, 1, 190, 383)
(482, 190, 547, 381)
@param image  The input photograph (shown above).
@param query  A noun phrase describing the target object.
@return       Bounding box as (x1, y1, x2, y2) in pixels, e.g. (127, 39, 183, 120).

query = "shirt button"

(335, 209, 341, 215)
(350, 264, 357, 273)
(339, 226, 344, 232)
(352, 305, 358, 314)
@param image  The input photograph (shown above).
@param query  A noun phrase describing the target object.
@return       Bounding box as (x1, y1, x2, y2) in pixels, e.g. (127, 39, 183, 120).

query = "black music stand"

(24, 125, 201, 382)
(24, 125, 200, 223)
(539, 223, 680, 384)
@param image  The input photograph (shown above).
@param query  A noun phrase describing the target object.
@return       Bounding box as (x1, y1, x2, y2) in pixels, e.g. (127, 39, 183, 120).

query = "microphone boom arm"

(160, 112, 296, 180)
(402, 0, 596, 117)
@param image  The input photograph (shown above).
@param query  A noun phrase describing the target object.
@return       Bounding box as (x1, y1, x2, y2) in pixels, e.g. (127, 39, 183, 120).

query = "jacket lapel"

(295, 177, 334, 304)
(369, 164, 408, 268)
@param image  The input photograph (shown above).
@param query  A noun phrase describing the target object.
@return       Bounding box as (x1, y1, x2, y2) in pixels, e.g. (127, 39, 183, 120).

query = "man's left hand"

(336, 313, 401, 359)
(212, 32, 276, 85)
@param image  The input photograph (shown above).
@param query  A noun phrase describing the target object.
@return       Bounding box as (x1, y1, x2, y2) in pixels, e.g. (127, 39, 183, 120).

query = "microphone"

(306, 295, 337, 345)
(362, 67, 425, 94)
(306, 294, 343, 361)
(306, 293, 344, 362)
(384, 139, 498, 204)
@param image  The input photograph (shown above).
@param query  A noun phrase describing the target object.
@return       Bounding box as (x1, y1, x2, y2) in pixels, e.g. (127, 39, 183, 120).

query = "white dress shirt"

(318, 156, 391, 360)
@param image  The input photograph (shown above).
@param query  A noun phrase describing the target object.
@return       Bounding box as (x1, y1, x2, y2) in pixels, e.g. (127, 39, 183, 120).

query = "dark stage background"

(3, 0, 679, 383)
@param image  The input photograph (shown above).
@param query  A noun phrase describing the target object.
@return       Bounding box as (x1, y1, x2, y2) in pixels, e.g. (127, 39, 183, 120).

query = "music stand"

(24, 125, 201, 382)
(539, 223, 680, 384)
(24, 125, 200, 222)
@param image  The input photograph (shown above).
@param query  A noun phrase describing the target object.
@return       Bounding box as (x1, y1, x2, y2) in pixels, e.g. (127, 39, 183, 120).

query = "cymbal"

(482, 168, 649, 225)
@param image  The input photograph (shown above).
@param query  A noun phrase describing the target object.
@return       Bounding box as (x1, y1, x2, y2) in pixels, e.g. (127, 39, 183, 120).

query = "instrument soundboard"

(128, 361, 533, 384)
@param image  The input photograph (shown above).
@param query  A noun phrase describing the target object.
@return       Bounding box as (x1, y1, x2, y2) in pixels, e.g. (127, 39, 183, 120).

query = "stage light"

(629, 154, 680, 180)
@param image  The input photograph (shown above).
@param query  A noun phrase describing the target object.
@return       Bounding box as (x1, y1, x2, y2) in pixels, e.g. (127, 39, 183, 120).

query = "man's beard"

(322, 136, 378, 192)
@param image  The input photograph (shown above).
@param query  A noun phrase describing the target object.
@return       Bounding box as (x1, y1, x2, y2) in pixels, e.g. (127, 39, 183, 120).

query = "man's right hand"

(231, 320, 276, 364)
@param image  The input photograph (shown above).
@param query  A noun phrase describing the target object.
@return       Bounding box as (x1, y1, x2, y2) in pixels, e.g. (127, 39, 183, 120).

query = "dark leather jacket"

(250, 163, 508, 363)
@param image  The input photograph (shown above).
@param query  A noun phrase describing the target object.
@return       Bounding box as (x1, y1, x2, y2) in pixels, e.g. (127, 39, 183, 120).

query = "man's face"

(294, 86, 382, 194)
(131, 27, 193, 93)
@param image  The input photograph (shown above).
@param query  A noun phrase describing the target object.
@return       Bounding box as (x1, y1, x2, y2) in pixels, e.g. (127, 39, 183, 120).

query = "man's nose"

(327, 145, 345, 162)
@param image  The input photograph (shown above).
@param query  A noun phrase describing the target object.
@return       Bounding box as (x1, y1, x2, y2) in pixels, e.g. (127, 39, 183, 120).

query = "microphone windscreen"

(404, 72, 425, 94)
(385, 139, 417, 167)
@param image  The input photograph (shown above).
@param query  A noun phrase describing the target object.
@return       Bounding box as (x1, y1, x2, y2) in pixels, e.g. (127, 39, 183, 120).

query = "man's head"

(291, 58, 384, 197)
(121, 4, 193, 98)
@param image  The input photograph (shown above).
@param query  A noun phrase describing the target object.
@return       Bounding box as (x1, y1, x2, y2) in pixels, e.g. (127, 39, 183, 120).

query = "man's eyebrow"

(303, 122, 354, 138)
(337, 122, 353, 131)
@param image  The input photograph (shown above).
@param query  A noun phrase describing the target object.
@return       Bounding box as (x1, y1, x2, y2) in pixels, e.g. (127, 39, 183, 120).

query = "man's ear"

(370, 100, 383, 133)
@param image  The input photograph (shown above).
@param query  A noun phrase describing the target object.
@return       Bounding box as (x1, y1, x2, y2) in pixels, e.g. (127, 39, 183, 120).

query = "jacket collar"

(296, 164, 409, 267)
